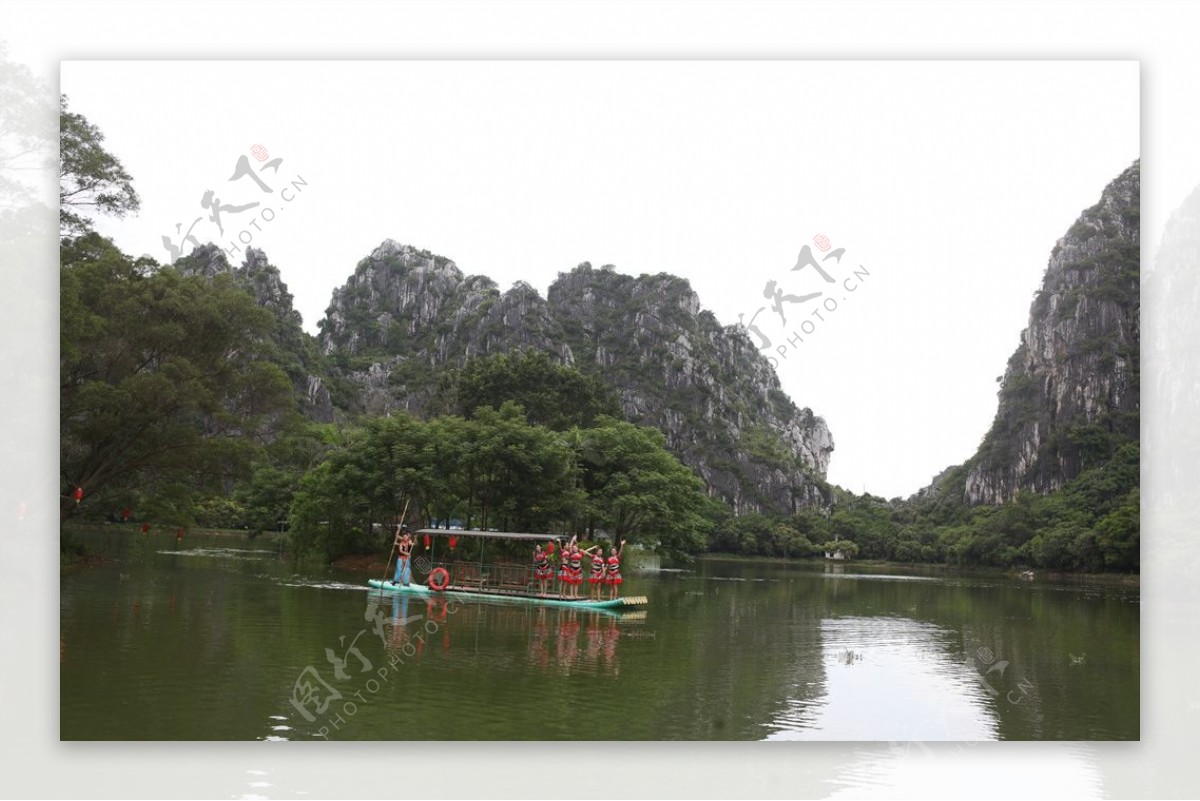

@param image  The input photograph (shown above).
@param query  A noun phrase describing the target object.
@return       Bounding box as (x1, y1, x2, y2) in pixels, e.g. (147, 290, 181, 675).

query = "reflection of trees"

(62, 541, 1136, 741)
(61, 535, 306, 740)
(603, 570, 832, 740)
(698, 561, 1138, 740)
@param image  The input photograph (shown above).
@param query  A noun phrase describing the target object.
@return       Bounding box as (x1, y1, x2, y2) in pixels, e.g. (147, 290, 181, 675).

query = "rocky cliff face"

(174, 245, 334, 421)
(317, 244, 835, 514)
(317, 241, 574, 416)
(961, 161, 1140, 504)
(548, 263, 833, 513)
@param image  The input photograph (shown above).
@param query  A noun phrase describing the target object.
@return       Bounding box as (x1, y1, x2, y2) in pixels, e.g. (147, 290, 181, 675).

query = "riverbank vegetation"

(706, 441, 1138, 572)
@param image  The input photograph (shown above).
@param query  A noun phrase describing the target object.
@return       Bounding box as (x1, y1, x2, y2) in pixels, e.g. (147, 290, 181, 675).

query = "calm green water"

(60, 531, 1139, 741)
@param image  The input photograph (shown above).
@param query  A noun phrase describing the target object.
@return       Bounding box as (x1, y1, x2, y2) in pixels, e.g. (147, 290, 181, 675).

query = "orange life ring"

(428, 567, 450, 591)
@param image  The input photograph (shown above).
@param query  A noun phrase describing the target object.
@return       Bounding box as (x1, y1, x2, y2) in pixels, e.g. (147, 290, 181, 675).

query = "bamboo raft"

(368, 578, 648, 610)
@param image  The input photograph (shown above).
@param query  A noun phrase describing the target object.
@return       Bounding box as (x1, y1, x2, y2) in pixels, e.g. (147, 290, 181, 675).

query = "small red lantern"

(449, 536, 458, 549)
(423, 534, 431, 549)
(72, 486, 84, 504)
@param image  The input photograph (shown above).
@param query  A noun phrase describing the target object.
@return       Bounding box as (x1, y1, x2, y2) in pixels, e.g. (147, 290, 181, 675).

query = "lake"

(60, 531, 1139, 741)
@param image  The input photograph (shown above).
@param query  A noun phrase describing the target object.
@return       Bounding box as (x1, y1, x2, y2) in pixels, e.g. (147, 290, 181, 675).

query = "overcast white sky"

(58, 60, 1138, 498)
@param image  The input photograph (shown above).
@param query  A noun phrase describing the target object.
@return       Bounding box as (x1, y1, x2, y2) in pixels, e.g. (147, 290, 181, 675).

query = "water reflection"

(61, 537, 1137, 742)
(766, 616, 998, 741)
(384, 593, 454, 655)
(540, 610, 623, 678)
(376, 592, 632, 679)
(152, 547, 277, 560)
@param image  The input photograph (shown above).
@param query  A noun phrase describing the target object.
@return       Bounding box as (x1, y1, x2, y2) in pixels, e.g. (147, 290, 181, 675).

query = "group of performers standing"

(389, 525, 627, 599)
(533, 535, 626, 600)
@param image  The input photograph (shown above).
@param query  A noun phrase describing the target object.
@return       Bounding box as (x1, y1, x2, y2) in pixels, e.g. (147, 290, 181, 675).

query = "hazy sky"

(60, 60, 1138, 499)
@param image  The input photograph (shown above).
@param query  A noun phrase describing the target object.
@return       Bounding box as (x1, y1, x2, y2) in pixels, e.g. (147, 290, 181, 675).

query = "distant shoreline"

(696, 552, 1141, 585)
(58, 524, 1140, 586)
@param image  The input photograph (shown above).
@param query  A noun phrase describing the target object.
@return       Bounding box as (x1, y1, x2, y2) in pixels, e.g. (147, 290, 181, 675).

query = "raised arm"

(617, 539, 626, 559)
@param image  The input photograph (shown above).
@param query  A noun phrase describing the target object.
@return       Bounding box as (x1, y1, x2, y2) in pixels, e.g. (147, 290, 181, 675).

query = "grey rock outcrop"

(962, 161, 1140, 504)
(174, 244, 333, 421)
(318, 249, 835, 514)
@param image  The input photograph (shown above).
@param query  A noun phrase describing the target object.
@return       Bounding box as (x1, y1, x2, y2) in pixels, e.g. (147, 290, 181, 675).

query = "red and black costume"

(569, 549, 584, 585)
(589, 553, 606, 585)
(605, 554, 622, 585)
(534, 549, 552, 582)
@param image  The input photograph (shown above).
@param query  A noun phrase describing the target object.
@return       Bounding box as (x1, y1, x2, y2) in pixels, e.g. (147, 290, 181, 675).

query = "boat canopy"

(416, 528, 561, 542)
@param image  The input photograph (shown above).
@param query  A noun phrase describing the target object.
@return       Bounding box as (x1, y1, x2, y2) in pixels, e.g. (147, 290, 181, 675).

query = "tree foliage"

(60, 235, 296, 520)
(451, 349, 620, 430)
(59, 94, 140, 236)
(286, 408, 714, 563)
(706, 444, 1139, 573)
(567, 416, 716, 561)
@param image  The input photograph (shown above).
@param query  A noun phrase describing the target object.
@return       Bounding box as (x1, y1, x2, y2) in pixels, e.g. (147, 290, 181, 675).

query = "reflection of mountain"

(766, 616, 999, 741)
(777, 565, 1132, 743)
(690, 560, 1137, 741)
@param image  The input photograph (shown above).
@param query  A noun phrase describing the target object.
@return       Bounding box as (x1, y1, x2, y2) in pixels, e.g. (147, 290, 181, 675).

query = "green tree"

(60, 235, 296, 521)
(463, 403, 581, 531)
(286, 405, 590, 561)
(1094, 489, 1139, 571)
(571, 416, 713, 561)
(59, 94, 140, 236)
(453, 349, 620, 430)
(828, 496, 896, 560)
(234, 465, 297, 533)
(289, 461, 357, 560)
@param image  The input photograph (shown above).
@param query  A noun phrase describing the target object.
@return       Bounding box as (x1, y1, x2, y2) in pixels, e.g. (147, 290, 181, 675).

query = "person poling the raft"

(605, 539, 627, 600)
(392, 524, 417, 587)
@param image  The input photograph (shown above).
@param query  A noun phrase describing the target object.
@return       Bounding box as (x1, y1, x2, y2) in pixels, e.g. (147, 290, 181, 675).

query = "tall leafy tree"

(570, 416, 714, 560)
(287, 407, 579, 560)
(453, 349, 620, 430)
(59, 94, 140, 236)
(464, 403, 581, 531)
(60, 235, 296, 520)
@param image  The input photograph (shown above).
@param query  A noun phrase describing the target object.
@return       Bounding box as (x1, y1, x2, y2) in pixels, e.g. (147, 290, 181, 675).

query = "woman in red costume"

(605, 539, 626, 600)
